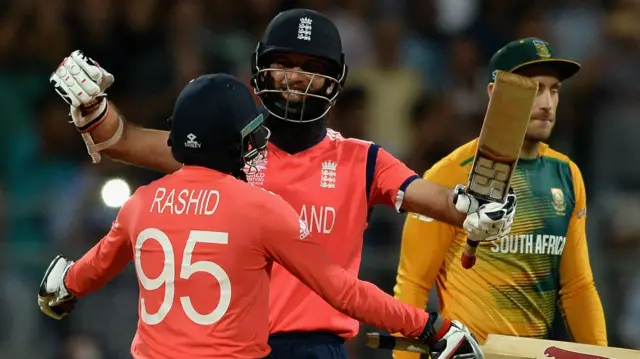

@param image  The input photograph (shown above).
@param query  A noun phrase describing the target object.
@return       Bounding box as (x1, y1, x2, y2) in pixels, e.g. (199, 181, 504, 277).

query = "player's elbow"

(331, 287, 358, 315)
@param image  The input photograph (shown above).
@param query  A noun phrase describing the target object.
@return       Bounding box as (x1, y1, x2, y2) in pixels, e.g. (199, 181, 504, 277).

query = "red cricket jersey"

(246, 129, 420, 339)
(64, 166, 427, 359)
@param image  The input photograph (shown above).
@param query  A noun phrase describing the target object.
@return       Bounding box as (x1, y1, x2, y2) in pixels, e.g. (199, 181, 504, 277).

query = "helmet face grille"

(250, 9, 349, 123)
(252, 66, 346, 123)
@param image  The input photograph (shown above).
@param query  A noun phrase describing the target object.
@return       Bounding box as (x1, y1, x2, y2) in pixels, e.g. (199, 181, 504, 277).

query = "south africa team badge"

(551, 188, 566, 214)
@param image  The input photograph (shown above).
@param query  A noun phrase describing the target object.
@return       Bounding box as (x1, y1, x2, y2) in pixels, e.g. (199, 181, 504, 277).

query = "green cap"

(488, 37, 581, 83)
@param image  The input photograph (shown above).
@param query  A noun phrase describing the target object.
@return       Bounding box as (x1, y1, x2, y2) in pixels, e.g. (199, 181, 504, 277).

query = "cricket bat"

(365, 333, 640, 359)
(461, 71, 539, 269)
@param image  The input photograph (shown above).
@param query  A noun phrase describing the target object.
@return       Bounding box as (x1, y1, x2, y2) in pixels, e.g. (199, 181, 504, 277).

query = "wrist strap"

(420, 312, 452, 344)
(76, 96, 109, 132)
(82, 116, 124, 164)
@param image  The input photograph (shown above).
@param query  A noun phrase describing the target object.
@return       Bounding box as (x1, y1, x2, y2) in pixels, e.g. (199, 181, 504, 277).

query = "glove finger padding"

(464, 187, 517, 242)
(463, 213, 503, 242)
(50, 50, 115, 111)
(71, 50, 114, 92)
(64, 56, 102, 97)
(49, 50, 120, 163)
(50, 71, 80, 107)
(58, 58, 97, 103)
(71, 50, 103, 82)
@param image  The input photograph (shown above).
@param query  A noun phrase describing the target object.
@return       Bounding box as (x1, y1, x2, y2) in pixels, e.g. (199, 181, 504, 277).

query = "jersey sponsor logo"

(299, 205, 336, 235)
(551, 188, 566, 215)
(184, 133, 202, 149)
(490, 234, 566, 256)
(320, 160, 337, 189)
(576, 207, 587, 219)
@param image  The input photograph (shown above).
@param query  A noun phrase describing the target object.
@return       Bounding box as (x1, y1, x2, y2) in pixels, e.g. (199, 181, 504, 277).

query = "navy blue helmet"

(168, 73, 269, 178)
(251, 8, 348, 123)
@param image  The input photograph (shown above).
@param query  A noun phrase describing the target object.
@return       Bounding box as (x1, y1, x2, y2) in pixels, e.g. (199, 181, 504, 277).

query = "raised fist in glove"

(38, 255, 77, 320)
(50, 50, 114, 107)
(420, 313, 484, 359)
(49, 50, 121, 163)
(453, 185, 516, 242)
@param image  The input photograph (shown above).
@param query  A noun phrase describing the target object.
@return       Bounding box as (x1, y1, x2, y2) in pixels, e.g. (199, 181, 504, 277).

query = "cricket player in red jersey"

(39, 74, 485, 359)
(47, 9, 515, 359)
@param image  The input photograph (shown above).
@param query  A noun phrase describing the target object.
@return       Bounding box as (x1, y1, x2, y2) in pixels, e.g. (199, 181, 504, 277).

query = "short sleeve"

(367, 144, 419, 210)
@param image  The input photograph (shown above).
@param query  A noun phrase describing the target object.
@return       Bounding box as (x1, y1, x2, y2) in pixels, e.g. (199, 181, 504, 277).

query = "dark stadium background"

(1, 0, 638, 357)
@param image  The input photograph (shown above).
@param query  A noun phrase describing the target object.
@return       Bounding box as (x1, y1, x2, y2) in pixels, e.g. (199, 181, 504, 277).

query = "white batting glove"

(49, 50, 120, 163)
(38, 255, 77, 320)
(429, 320, 484, 359)
(50, 50, 114, 125)
(453, 185, 516, 242)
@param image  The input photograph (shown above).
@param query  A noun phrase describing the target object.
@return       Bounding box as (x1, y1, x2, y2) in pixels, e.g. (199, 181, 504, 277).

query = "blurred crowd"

(1, 0, 640, 358)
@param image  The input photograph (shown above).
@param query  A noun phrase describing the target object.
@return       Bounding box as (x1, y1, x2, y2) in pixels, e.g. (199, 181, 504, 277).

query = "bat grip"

(365, 333, 430, 354)
(461, 239, 480, 269)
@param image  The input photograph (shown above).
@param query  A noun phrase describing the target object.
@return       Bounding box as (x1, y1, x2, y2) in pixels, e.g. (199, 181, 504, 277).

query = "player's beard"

(265, 115, 326, 154)
(524, 118, 554, 143)
(262, 88, 329, 154)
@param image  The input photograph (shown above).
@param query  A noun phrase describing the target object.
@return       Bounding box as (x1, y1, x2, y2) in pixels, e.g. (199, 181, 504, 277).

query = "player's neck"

(266, 117, 327, 154)
(520, 139, 540, 159)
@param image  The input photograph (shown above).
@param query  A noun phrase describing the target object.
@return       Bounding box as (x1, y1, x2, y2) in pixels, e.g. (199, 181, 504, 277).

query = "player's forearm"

(561, 212, 607, 344)
(324, 268, 429, 338)
(562, 283, 608, 345)
(402, 179, 465, 228)
(90, 102, 181, 173)
(271, 238, 429, 337)
(64, 233, 132, 296)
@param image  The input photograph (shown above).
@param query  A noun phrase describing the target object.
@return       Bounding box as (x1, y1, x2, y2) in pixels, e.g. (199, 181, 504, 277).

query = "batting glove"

(38, 255, 77, 320)
(49, 50, 120, 163)
(420, 313, 484, 359)
(453, 185, 516, 242)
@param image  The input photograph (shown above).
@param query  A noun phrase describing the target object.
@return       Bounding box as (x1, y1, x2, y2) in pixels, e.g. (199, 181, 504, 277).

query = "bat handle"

(365, 332, 381, 349)
(461, 239, 479, 269)
(365, 333, 431, 354)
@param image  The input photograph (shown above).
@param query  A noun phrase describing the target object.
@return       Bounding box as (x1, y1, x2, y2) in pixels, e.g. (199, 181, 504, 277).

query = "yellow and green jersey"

(393, 139, 607, 359)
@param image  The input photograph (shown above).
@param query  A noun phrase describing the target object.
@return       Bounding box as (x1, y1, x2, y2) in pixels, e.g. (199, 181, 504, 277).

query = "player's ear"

(487, 83, 494, 98)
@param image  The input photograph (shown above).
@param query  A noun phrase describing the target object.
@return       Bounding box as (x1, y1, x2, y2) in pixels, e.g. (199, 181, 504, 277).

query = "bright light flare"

(101, 178, 131, 208)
